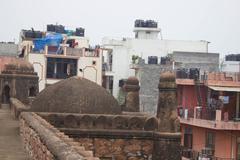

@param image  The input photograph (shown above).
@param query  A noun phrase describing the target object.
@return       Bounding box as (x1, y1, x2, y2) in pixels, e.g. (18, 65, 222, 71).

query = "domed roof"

(158, 71, 176, 89)
(3, 58, 34, 73)
(31, 77, 121, 114)
(160, 71, 175, 82)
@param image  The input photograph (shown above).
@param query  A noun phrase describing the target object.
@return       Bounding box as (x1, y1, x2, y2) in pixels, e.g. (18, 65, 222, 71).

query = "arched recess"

(29, 86, 36, 97)
(2, 85, 10, 104)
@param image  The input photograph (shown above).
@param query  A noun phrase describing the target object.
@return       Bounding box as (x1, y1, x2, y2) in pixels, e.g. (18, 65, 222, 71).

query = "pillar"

(153, 71, 181, 160)
(236, 92, 240, 119)
(123, 76, 140, 112)
(157, 71, 179, 132)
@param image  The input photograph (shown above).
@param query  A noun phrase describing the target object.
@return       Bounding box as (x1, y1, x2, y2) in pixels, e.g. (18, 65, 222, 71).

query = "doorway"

(2, 85, 10, 104)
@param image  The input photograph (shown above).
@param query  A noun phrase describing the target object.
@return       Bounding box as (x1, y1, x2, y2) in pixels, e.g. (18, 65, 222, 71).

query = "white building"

(19, 27, 102, 92)
(221, 55, 240, 72)
(102, 20, 210, 98)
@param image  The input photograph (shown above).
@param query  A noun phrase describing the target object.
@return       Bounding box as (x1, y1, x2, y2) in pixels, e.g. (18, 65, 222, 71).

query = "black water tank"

(55, 25, 65, 33)
(161, 57, 166, 65)
(135, 19, 143, 27)
(47, 24, 55, 32)
(182, 68, 189, 79)
(24, 31, 34, 38)
(189, 68, 199, 80)
(76, 27, 85, 37)
(148, 56, 158, 64)
(176, 69, 182, 78)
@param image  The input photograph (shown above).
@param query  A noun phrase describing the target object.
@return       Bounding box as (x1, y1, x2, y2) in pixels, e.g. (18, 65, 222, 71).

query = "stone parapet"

(10, 98, 30, 119)
(20, 112, 99, 160)
(37, 112, 181, 160)
(38, 112, 159, 131)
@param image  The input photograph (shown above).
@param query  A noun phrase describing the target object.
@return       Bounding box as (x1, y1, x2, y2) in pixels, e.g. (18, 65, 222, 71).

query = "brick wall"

(20, 118, 54, 160)
(37, 112, 181, 160)
(75, 138, 153, 160)
(19, 112, 99, 160)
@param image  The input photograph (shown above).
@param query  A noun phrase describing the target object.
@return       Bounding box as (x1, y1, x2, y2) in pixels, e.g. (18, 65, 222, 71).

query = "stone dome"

(31, 77, 121, 114)
(3, 58, 34, 73)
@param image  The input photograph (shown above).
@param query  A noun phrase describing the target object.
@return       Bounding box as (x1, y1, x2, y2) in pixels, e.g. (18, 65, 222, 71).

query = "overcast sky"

(0, 0, 239, 56)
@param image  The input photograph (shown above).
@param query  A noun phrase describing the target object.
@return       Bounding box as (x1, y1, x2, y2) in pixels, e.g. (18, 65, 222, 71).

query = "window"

(184, 127, 193, 149)
(206, 132, 215, 149)
(47, 58, 77, 79)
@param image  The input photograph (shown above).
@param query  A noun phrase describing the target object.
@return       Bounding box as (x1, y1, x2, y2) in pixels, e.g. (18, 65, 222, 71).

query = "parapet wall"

(20, 112, 99, 160)
(38, 112, 181, 160)
(10, 98, 30, 119)
(38, 112, 159, 131)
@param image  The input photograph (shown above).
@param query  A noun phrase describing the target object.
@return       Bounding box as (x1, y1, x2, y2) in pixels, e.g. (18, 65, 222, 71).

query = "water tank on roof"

(75, 28, 85, 37)
(176, 69, 182, 78)
(189, 68, 199, 80)
(55, 25, 65, 34)
(47, 24, 55, 32)
(135, 19, 143, 27)
(148, 56, 158, 64)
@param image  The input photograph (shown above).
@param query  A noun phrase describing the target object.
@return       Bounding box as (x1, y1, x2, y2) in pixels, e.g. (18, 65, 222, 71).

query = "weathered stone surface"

(124, 76, 140, 112)
(94, 138, 112, 157)
(0, 106, 29, 160)
(74, 138, 153, 160)
(157, 71, 179, 132)
(20, 112, 99, 160)
(0, 59, 38, 106)
(31, 77, 121, 114)
(152, 133, 181, 160)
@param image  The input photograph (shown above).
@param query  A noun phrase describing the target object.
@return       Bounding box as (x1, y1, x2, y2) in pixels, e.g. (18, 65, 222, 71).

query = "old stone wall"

(0, 74, 38, 105)
(38, 112, 181, 160)
(75, 138, 153, 160)
(39, 113, 159, 131)
(20, 112, 99, 160)
(10, 98, 30, 118)
(20, 117, 55, 160)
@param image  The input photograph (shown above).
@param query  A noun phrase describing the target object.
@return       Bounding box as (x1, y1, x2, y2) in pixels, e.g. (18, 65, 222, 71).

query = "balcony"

(179, 107, 240, 130)
(35, 46, 101, 58)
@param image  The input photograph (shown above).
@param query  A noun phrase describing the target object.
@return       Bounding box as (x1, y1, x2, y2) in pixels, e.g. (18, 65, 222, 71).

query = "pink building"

(177, 72, 240, 159)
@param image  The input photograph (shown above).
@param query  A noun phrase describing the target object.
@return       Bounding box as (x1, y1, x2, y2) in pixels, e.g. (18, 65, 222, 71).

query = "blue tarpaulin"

(33, 33, 63, 52)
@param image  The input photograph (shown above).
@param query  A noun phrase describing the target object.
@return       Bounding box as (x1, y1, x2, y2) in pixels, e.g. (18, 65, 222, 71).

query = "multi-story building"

(19, 25, 102, 91)
(177, 71, 240, 159)
(120, 51, 219, 115)
(102, 19, 210, 98)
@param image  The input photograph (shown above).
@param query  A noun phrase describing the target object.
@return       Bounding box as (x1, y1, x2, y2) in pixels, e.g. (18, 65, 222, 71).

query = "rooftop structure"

(102, 19, 211, 99)
(19, 24, 102, 91)
(0, 42, 18, 57)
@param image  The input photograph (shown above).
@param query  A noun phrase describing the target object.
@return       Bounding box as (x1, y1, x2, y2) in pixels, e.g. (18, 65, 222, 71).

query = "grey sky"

(0, 0, 239, 56)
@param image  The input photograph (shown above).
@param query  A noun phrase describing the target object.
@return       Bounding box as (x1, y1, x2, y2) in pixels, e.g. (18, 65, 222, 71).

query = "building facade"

(177, 72, 240, 159)
(19, 25, 102, 91)
(102, 20, 210, 98)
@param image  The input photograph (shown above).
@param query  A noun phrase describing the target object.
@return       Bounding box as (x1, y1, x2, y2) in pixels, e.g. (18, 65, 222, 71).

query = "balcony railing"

(178, 107, 194, 119)
(198, 107, 216, 121)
